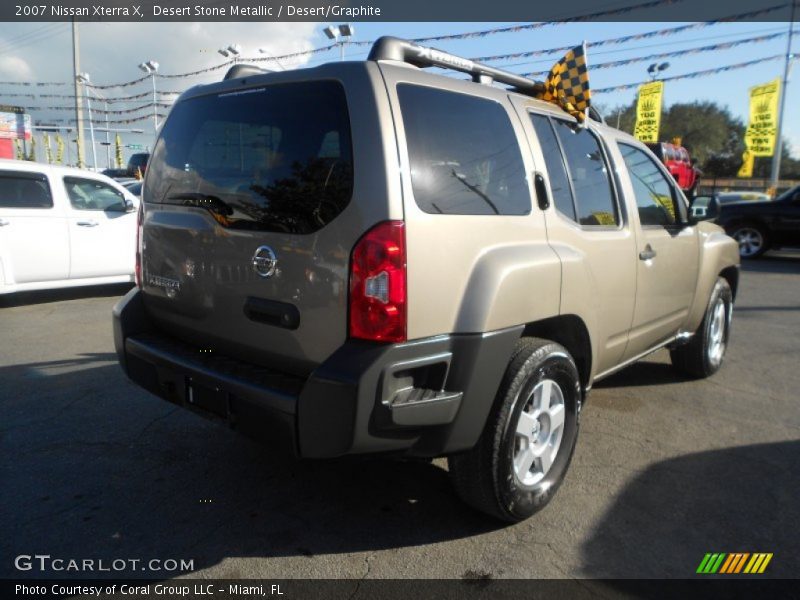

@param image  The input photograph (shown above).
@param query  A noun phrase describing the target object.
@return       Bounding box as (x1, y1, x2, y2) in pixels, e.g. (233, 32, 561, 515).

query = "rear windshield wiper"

(167, 192, 234, 216)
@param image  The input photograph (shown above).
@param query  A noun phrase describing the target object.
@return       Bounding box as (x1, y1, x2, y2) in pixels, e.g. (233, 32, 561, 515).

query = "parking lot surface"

(2, 253, 799, 580)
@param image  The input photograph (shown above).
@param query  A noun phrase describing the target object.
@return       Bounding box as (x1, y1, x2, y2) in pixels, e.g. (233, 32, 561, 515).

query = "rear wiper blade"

(167, 192, 234, 216)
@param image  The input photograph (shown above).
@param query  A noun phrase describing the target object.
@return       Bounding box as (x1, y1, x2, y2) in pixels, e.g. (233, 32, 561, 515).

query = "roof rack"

(368, 36, 604, 124)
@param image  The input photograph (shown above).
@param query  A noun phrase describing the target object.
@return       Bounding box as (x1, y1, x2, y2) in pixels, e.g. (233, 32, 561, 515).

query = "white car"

(0, 159, 139, 294)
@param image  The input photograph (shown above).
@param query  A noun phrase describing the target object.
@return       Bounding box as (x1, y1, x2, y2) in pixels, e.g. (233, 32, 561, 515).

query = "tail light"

(134, 201, 144, 287)
(349, 221, 406, 343)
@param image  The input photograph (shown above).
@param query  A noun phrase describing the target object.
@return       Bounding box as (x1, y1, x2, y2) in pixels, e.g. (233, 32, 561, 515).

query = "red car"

(646, 142, 699, 196)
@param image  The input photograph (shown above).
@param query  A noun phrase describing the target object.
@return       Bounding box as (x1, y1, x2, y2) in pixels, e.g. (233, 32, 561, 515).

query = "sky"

(0, 19, 796, 169)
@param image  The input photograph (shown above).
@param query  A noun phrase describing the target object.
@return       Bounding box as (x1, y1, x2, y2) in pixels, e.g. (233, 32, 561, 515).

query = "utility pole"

(71, 19, 85, 168)
(770, 0, 797, 191)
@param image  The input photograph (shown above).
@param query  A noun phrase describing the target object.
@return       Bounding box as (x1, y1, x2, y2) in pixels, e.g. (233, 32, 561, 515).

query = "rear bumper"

(113, 288, 521, 458)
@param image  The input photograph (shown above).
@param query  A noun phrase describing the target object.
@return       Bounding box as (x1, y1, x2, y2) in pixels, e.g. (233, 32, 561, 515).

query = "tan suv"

(113, 37, 740, 522)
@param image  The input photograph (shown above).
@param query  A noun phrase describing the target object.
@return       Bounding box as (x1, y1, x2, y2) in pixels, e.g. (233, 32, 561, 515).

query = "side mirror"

(125, 198, 136, 212)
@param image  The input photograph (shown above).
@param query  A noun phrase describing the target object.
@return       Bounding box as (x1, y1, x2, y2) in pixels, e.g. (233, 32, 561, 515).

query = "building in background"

(0, 105, 32, 159)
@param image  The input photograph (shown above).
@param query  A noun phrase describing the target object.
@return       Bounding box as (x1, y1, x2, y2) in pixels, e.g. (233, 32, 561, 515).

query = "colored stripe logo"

(697, 553, 773, 574)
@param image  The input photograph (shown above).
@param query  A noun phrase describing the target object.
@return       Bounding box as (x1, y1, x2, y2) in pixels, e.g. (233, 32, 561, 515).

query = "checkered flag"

(535, 43, 591, 122)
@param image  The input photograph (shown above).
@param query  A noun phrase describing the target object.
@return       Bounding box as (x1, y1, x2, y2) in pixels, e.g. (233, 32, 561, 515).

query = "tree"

(603, 99, 798, 179)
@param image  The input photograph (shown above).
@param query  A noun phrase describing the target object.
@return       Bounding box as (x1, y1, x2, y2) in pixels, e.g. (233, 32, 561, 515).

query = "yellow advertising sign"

(744, 78, 780, 157)
(634, 81, 664, 143)
(738, 150, 754, 178)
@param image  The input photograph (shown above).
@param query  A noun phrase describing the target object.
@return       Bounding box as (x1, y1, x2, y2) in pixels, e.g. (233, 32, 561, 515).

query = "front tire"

(448, 337, 581, 522)
(670, 277, 733, 378)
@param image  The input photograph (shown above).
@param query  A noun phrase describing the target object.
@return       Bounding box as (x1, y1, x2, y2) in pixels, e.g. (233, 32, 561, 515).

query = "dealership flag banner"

(738, 150, 755, 178)
(744, 78, 780, 157)
(633, 81, 664, 143)
(534, 43, 592, 122)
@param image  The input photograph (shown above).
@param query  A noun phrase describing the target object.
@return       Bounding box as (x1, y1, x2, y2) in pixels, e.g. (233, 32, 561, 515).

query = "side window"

(529, 113, 576, 221)
(618, 143, 680, 227)
(552, 119, 618, 226)
(64, 177, 127, 212)
(397, 84, 530, 216)
(0, 172, 53, 209)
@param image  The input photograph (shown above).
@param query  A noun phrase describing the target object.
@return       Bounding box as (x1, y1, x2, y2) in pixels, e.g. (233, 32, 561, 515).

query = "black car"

(712, 185, 800, 258)
(126, 152, 150, 178)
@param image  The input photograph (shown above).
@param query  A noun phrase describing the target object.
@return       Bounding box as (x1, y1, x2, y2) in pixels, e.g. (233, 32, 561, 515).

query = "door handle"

(639, 244, 657, 261)
(77, 220, 99, 227)
(0, 218, 9, 227)
(534, 172, 550, 211)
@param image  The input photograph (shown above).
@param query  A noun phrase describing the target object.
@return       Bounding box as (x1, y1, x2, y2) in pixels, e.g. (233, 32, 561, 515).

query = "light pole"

(770, 0, 797, 191)
(323, 24, 354, 61)
(258, 47, 286, 70)
(76, 72, 97, 169)
(647, 62, 670, 81)
(138, 60, 160, 134)
(218, 44, 242, 63)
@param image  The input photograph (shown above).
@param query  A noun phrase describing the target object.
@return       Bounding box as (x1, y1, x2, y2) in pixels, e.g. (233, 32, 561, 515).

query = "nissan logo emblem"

(252, 246, 278, 278)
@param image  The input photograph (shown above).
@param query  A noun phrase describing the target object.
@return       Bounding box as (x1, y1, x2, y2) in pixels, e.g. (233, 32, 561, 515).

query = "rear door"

(0, 169, 69, 286)
(519, 110, 638, 374)
(62, 175, 137, 279)
(140, 69, 395, 375)
(615, 142, 699, 359)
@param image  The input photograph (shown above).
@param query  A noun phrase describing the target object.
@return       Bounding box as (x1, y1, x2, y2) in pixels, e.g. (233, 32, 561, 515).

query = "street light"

(138, 60, 160, 133)
(75, 72, 97, 169)
(647, 62, 670, 80)
(323, 24, 354, 61)
(218, 44, 242, 61)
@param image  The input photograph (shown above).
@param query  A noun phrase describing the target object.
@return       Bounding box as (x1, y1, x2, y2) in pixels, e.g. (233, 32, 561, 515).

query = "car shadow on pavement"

(0, 283, 134, 308)
(593, 358, 691, 389)
(579, 440, 800, 579)
(0, 355, 500, 578)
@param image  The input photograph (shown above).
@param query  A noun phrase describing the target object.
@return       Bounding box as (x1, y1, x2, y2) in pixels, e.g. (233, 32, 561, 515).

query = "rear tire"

(729, 222, 769, 258)
(448, 337, 581, 522)
(670, 277, 733, 378)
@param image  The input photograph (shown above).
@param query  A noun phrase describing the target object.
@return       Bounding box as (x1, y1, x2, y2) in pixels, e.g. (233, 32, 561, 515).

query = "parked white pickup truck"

(0, 159, 139, 294)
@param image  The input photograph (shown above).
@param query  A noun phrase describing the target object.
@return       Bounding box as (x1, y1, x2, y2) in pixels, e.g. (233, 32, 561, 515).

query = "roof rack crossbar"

(368, 36, 544, 96)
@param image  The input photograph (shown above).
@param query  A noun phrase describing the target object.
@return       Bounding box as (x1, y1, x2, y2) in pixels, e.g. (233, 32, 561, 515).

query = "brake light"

(349, 221, 406, 343)
(134, 201, 143, 287)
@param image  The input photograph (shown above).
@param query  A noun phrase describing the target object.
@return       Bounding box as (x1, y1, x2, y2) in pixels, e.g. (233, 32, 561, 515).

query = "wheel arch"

(719, 265, 739, 301)
(522, 314, 592, 392)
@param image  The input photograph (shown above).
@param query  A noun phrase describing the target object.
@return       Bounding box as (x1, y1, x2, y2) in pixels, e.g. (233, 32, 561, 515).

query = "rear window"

(146, 80, 353, 234)
(397, 84, 530, 216)
(0, 171, 52, 209)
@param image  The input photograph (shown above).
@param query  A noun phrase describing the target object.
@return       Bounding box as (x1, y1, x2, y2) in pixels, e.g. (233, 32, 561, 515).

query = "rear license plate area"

(186, 379, 228, 419)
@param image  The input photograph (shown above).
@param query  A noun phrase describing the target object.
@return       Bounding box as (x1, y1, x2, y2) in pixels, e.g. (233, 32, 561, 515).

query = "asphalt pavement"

(1, 252, 799, 580)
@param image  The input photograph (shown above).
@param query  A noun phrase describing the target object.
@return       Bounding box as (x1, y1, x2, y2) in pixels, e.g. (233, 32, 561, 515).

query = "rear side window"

(398, 84, 530, 216)
(551, 119, 618, 226)
(147, 81, 353, 234)
(529, 114, 576, 221)
(0, 171, 52, 209)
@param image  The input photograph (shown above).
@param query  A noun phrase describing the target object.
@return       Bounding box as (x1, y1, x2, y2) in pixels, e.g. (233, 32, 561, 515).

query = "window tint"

(147, 81, 353, 234)
(529, 114, 576, 221)
(398, 84, 530, 216)
(618, 143, 679, 227)
(552, 120, 617, 226)
(0, 172, 52, 209)
(64, 177, 127, 211)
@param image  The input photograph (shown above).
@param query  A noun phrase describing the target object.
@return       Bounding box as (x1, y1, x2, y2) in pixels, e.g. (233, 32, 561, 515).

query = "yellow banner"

(744, 78, 780, 157)
(634, 81, 664, 143)
(738, 150, 754, 178)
